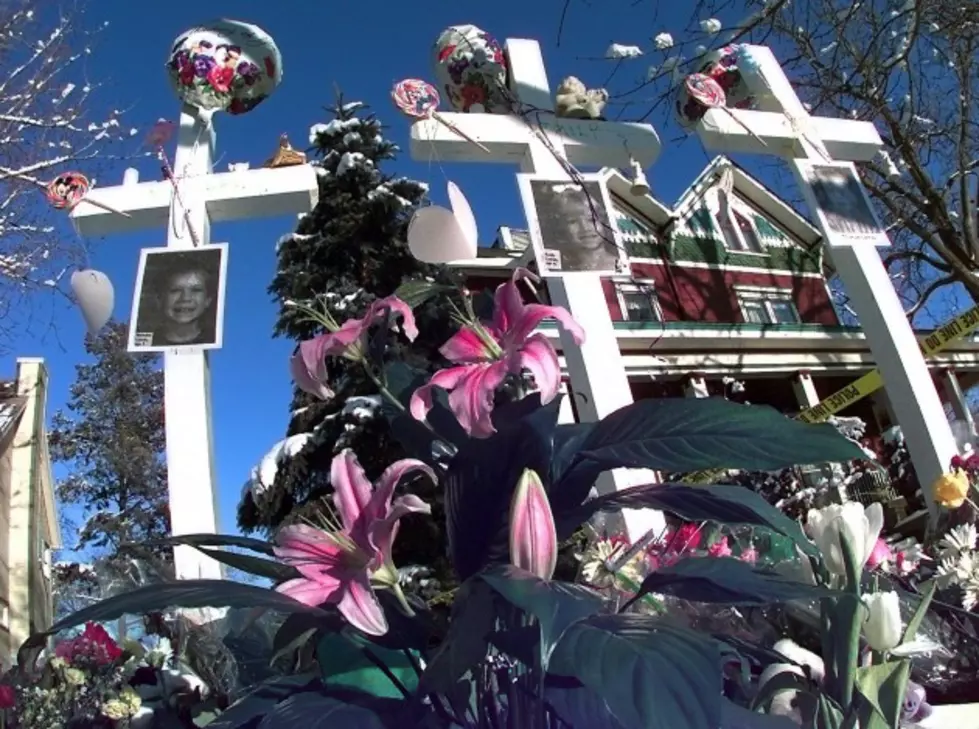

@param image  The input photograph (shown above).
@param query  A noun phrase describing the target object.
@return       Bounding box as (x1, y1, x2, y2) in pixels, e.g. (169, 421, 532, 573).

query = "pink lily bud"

(509, 469, 557, 580)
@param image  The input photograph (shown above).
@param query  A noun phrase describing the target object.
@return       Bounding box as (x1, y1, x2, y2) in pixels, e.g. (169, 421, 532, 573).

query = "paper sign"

(794, 160, 889, 248)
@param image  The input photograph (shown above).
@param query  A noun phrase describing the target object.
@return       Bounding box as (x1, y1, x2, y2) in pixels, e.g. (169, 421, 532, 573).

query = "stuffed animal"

(555, 76, 608, 120)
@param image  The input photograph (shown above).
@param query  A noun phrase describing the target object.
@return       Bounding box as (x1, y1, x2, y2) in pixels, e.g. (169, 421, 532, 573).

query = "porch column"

(940, 368, 976, 437)
(791, 369, 820, 408)
(683, 372, 709, 398)
(558, 381, 577, 425)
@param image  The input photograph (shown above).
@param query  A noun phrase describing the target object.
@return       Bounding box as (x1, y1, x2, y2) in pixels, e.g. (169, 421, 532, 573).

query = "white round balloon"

(71, 269, 114, 335)
(407, 182, 479, 263)
(166, 19, 283, 115)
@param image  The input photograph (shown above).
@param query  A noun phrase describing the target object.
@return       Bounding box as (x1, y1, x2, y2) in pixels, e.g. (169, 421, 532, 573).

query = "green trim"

(538, 320, 863, 334)
(670, 232, 821, 273)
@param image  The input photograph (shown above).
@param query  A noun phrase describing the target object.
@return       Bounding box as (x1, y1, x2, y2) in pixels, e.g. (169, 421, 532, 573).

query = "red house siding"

(620, 263, 839, 326)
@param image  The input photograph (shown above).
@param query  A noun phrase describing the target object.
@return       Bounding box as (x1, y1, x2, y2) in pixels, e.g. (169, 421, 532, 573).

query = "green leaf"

(854, 660, 911, 729)
(182, 674, 323, 729)
(545, 685, 627, 729)
(316, 632, 420, 699)
(256, 693, 386, 728)
(575, 398, 867, 472)
(139, 533, 276, 556)
(272, 613, 343, 666)
(394, 279, 454, 308)
(19, 581, 328, 669)
(549, 613, 725, 729)
(721, 700, 802, 728)
(193, 546, 298, 582)
(420, 579, 497, 694)
(624, 558, 836, 610)
(901, 580, 937, 644)
(563, 483, 818, 557)
(481, 564, 604, 669)
(749, 669, 813, 713)
(816, 693, 846, 729)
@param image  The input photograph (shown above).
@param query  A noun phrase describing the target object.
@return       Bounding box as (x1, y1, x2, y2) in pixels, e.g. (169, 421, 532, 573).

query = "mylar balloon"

(70, 269, 114, 335)
(696, 45, 759, 110)
(407, 181, 478, 263)
(432, 25, 510, 114)
(675, 73, 727, 130)
(166, 19, 283, 116)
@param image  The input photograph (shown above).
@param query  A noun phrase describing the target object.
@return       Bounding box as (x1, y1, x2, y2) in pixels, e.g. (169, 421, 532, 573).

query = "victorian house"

(0, 358, 61, 667)
(449, 156, 979, 440)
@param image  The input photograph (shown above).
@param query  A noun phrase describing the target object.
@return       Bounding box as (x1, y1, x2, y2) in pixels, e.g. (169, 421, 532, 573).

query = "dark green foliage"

(238, 92, 460, 586)
(48, 321, 171, 573)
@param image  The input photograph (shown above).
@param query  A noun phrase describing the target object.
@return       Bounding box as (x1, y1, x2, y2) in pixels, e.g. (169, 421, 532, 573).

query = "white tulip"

(862, 590, 903, 652)
(805, 502, 884, 577)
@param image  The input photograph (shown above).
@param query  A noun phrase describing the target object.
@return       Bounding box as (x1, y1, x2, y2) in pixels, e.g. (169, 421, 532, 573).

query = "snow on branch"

(0, 2, 134, 341)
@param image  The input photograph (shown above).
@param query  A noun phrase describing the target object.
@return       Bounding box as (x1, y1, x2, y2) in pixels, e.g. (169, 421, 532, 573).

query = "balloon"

(696, 44, 759, 110)
(407, 181, 478, 263)
(71, 269, 114, 335)
(675, 73, 727, 129)
(391, 78, 441, 118)
(166, 19, 282, 116)
(432, 25, 510, 114)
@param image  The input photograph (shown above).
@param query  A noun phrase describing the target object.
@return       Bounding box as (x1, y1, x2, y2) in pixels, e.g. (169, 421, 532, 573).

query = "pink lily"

(290, 295, 418, 401)
(509, 469, 557, 580)
(739, 546, 759, 564)
(410, 268, 584, 437)
(273, 448, 433, 635)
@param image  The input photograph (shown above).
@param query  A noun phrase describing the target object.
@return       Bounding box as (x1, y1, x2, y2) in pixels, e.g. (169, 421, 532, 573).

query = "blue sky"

(0, 1, 962, 541)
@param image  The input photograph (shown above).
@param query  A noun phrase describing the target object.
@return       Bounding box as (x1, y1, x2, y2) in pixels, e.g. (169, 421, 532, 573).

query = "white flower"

(805, 502, 883, 577)
(699, 18, 722, 34)
(577, 539, 643, 588)
(862, 591, 902, 652)
(606, 43, 643, 59)
(939, 523, 977, 559)
(653, 32, 674, 50)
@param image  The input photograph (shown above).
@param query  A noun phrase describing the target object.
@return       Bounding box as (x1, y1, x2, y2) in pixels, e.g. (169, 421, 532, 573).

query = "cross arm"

(411, 113, 661, 169)
(71, 164, 320, 238)
(696, 108, 883, 162)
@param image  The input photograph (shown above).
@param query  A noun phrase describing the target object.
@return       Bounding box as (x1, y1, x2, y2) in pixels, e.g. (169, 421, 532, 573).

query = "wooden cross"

(410, 38, 665, 542)
(73, 105, 319, 579)
(694, 45, 956, 520)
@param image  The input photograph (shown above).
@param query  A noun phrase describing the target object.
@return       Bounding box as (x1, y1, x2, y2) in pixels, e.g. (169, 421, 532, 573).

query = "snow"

(275, 232, 317, 253)
(368, 183, 413, 208)
(342, 101, 365, 113)
(605, 44, 642, 59)
(337, 151, 373, 176)
(343, 395, 382, 421)
(699, 18, 722, 34)
(342, 132, 362, 146)
(243, 433, 313, 501)
(653, 33, 674, 50)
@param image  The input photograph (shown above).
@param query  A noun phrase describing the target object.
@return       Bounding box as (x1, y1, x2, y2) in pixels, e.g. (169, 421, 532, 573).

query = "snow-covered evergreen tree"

(238, 93, 458, 581)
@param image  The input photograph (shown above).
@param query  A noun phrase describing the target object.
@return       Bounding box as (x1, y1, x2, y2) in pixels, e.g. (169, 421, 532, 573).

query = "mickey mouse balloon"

(166, 19, 283, 116)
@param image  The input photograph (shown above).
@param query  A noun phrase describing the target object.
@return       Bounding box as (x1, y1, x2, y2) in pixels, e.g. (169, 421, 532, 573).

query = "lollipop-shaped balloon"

(166, 19, 283, 116)
(392, 78, 489, 153)
(71, 269, 114, 335)
(407, 181, 478, 263)
(46, 172, 130, 218)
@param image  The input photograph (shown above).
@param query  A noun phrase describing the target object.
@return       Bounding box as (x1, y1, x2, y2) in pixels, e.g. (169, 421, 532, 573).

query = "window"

(615, 282, 662, 322)
(736, 289, 799, 324)
(717, 194, 766, 254)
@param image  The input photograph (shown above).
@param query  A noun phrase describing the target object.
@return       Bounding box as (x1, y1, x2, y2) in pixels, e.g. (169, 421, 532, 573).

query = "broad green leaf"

(901, 580, 937, 644)
(272, 613, 343, 666)
(854, 660, 911, 729)
(549, 613, 725, 729)
(563, 483, 818, 556)
(420, 580, 497, 694)
(194, 674, 323, 728)
(720, 700, 802, 728)
(749, 669, 813, 713)
(576, 399, 866, 472)
(545, 685, 627, 729)
(193, 546, 298, 582)
(394, 279, 454, 308)
(19, 580, 328, 669)
(624, 557, 836, 609)
(257, 693, 386, 728)
(482, 565, 604, 669)
(316, 632, 420, 699)
(140, 533, 276, 555)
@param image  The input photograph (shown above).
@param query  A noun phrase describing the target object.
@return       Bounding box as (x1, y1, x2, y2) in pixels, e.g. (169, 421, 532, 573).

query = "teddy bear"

(554, 76, 609, 120)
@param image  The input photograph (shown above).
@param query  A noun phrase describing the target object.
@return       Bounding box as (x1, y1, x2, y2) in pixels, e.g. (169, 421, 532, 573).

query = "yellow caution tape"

(682, 302, 979, 484)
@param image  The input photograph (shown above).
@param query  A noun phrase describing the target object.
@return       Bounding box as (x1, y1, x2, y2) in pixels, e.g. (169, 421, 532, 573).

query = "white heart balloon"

(407, 181, 478, 263)
(70, 269, 114, 334)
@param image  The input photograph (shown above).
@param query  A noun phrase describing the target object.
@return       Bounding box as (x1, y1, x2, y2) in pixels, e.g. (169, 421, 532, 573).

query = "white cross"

(73, 104, 319, 579)
(694, 45, 956, 520)
(410, 38, 665, 542)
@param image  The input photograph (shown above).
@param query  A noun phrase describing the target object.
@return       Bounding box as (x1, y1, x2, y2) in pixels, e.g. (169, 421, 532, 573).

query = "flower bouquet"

(15, 269, 956, 727)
